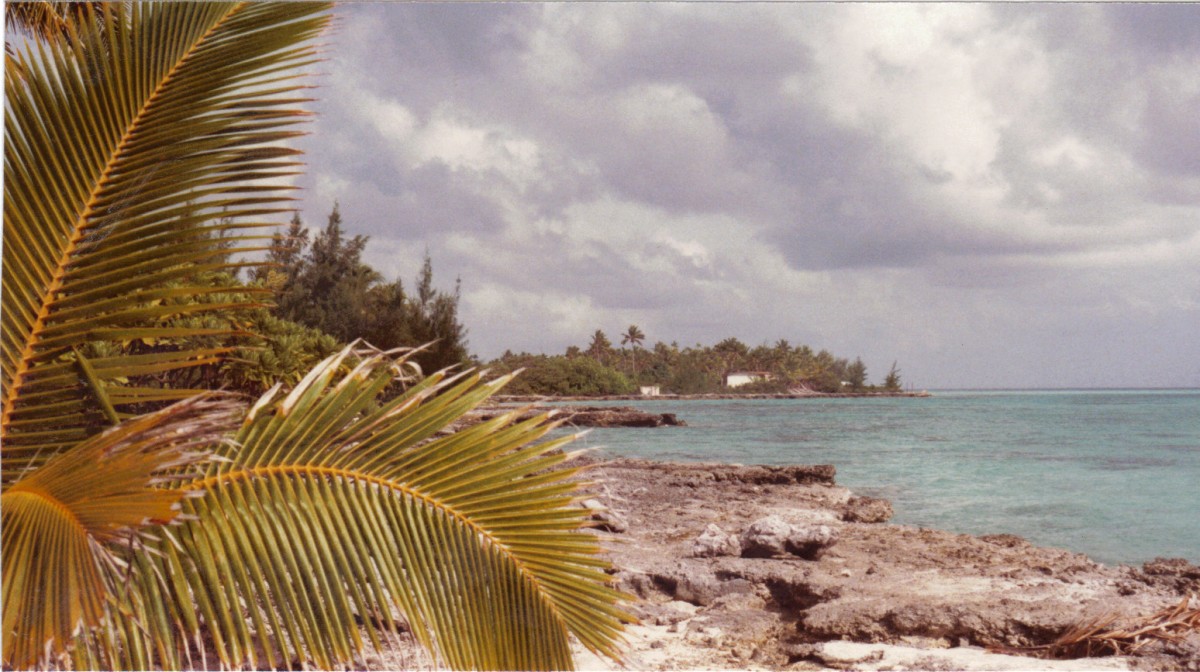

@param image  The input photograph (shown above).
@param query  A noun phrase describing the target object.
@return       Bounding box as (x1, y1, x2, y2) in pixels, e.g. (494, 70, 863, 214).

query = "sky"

(292, 3, 1200, 390)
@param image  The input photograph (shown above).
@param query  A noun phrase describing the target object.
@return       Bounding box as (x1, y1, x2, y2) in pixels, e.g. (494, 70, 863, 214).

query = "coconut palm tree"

(587, 328, 613, 364)
(2, 3, 629, 669)
(621, 324, 645, 376)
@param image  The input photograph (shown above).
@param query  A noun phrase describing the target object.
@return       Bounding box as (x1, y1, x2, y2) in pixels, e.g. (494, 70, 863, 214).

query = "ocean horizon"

(931, 387, 1200, 393)
(559, 389, 1200, 566)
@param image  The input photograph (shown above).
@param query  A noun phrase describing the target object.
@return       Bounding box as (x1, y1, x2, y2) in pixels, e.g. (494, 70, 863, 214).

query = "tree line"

(253, 204, 470, 375)
(489, 326, 903, 396)
(142, 203, 474, 397)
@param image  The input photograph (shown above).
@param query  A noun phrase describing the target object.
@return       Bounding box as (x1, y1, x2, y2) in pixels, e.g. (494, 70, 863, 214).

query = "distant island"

(486, 326, 914, 398)
(170, 204, 913, 403)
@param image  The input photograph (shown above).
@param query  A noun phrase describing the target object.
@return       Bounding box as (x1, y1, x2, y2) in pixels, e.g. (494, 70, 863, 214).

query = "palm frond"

(5, 2, 80, 42)
(1, 393, 242, 669)
(117, 346, 633, 670)
(5, 4, 633, 669)
(2, 1, 330, 485)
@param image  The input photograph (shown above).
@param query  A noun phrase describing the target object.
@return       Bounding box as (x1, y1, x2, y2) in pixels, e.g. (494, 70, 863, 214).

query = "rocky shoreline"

(367, 456, 1199, 670)
(570, 457, 1199, 671)
(494, 391, 932, 403)
(467, 405, 687, 428)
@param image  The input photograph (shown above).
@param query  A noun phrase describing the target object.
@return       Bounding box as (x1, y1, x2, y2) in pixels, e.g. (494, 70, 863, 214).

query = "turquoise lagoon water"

(555, 390, 1199, 566)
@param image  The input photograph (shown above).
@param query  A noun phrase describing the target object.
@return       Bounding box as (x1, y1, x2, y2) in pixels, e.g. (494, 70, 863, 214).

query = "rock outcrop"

(739, 515, 839, 559)
(368, 455, 1199, 671)
(1138, 557, 1200, 595)
(691, 524, 741, 558)
(840, 495, 893, 523)
(573, 457, 1200, 671)
(552, 406, 686, 427)
(468, 405, 686, 428)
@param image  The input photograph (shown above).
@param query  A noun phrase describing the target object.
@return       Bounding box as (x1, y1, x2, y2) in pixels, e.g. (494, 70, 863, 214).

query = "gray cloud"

(292, 3, 1200, 388)
(1103, 4, 1200, 56)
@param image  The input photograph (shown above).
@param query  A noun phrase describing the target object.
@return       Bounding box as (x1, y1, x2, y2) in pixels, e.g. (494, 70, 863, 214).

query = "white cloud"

(413, 115, 542, 185)
(347, 86, 548, 191)
(1032, 136, 1101, 171)
(653, 235, 713, 272)
(364, 97, 419, 145)
(799, 5, 1002, 179)
(466, 283, 603, 354)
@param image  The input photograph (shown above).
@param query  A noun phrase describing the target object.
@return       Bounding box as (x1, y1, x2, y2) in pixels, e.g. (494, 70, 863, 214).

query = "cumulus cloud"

(293, 3, 1200, 388)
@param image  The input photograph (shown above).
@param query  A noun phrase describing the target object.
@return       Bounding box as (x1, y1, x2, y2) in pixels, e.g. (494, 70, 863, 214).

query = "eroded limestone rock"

(692, 523, 741, 558)
(740, 515, 839, 560)
(841, 495, 894, 523)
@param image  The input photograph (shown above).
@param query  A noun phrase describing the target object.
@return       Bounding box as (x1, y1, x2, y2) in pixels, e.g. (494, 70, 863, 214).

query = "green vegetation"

(254, 205, 470, 375)
(154, 275, 345, 395)
(2, 4, 628, 671)
(491, 352, 636, 396)
(116, 203, 471, 397)
(488, 332, 903, 396)
(620, 324, 646, 373)
(884, 361, 903, 393)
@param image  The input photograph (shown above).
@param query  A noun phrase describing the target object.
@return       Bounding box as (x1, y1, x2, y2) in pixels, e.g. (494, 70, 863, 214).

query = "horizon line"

(928, 387, 1200, 392)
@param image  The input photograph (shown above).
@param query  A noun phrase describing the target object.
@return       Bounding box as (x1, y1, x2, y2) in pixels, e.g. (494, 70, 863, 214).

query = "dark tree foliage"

(267, 204, 470, 374)
(713, 337, 749, 357)
(846, 357, 868, 392)
(586, 330, 613, 364)
(275, 204, 378, 343)
(400, 256, 469, 373)
(490, 353, 634, 396)
(621, 324, 645, 375)
(884, 361, 903, 392)
(667, 365, 718, 394)
(101, 269, 342, 399)
(254, 212, 309, 285)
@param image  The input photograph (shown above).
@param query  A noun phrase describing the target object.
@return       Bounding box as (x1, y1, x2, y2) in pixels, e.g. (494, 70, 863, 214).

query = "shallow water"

(556, 390, 1200, 566)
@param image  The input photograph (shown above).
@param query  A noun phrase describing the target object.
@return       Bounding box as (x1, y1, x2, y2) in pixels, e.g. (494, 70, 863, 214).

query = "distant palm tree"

(587, 329, 613, 363)
(621, 325, 646, 375)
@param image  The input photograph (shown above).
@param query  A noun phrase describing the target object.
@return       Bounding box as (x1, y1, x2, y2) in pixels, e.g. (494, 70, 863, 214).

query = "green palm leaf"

(112, 345, 632, 670)
(1, 393, 241, 669)
(2, 1, 329, 484)
(4, 3, 633, 669)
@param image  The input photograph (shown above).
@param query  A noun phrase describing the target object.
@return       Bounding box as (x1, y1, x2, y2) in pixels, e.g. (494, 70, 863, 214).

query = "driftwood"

(990, 595, 1200, 659)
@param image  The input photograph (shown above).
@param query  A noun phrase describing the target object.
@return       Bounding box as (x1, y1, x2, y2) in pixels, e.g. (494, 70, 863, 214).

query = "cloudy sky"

(293, 3, 1200, 390)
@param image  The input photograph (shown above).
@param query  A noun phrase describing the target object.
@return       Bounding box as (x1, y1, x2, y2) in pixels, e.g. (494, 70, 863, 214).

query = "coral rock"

(741, 515, 840, 559)
(841, 495, 894, 523)
(692, 523, 741, 558)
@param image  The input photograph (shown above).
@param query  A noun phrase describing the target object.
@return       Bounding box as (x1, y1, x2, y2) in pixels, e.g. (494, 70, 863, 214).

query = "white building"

(639, 385, 661, 396)
(724, 371, 772, 388)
